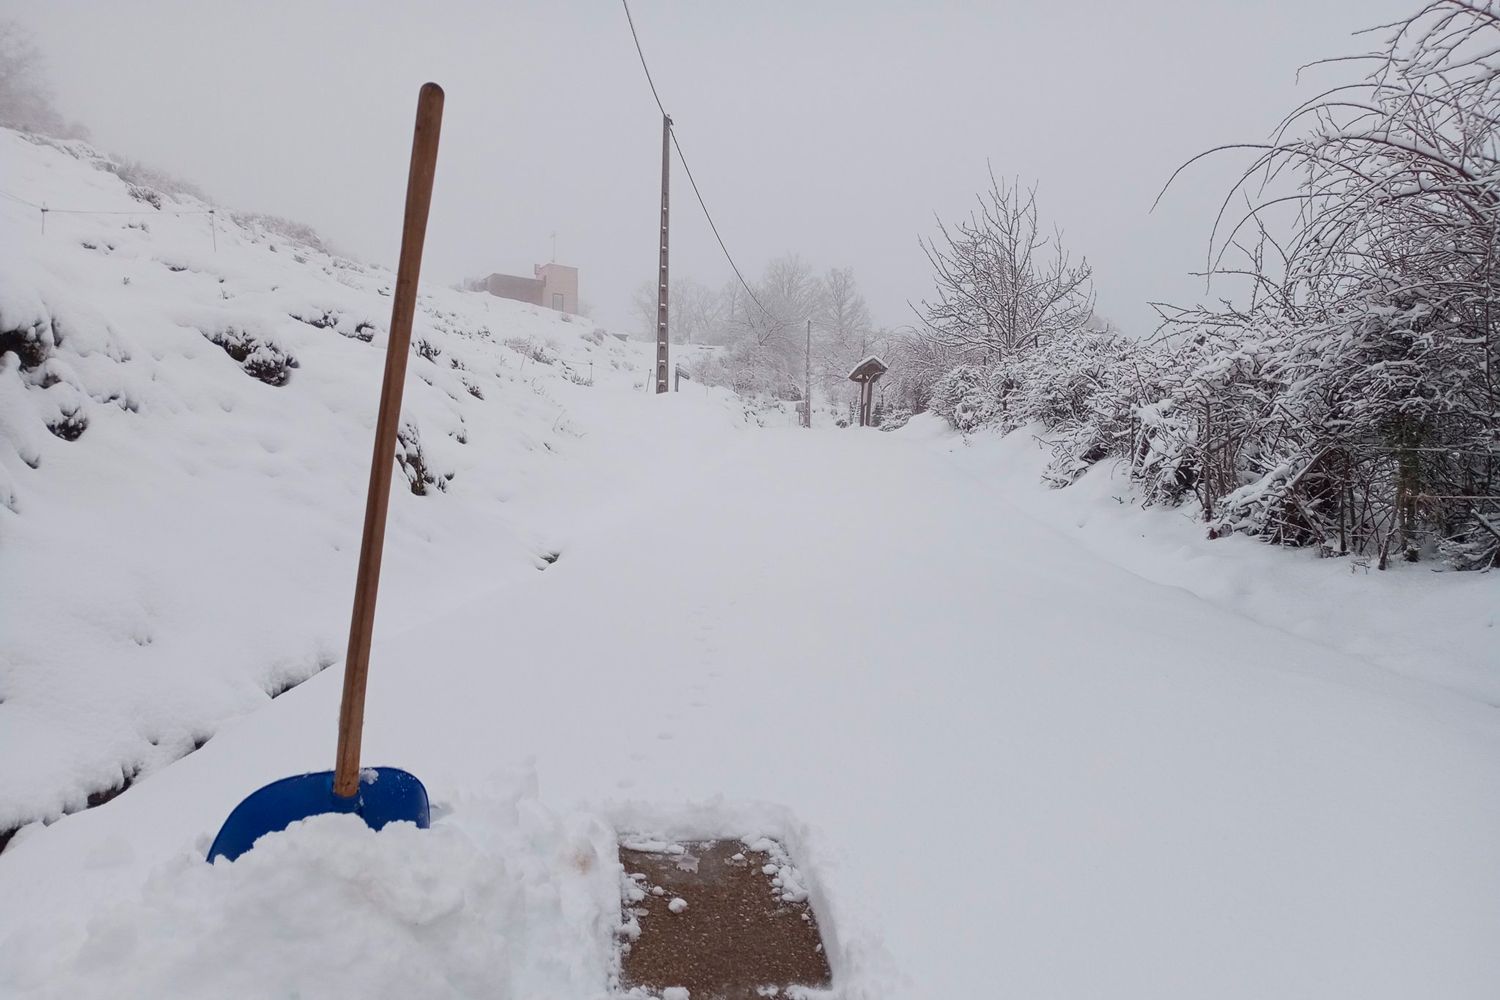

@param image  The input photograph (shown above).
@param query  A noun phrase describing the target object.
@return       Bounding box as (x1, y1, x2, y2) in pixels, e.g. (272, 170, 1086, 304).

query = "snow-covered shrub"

(505, 337, 555, 367)
(290, 309, 376, 342)
(930, 364, 999, 432)
(689, 340, 803, 402)
(111, 159, 208, 204)
(913, 0, 1500, 570)
(396, 422, 450, 495)
(0, 315, 55, 371)
(202, 326, 298, 386)
(127, 184, 162, 210)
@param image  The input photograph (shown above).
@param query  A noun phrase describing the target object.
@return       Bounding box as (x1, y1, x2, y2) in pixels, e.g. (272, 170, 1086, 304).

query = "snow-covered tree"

(914, 0, 1500, 570)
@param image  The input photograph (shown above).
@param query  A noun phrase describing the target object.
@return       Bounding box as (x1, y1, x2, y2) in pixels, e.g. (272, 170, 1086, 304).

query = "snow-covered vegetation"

(0, 20, 86, 140)
(634, 258, 900, 425)
(911, 3, 1500, 570)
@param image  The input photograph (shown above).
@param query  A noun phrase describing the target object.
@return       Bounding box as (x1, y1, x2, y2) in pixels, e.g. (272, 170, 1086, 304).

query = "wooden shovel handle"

(333, 82, 444, 799)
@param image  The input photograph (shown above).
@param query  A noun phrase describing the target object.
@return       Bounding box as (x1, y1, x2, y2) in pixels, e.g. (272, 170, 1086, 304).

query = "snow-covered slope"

(0, 128, 746, 839)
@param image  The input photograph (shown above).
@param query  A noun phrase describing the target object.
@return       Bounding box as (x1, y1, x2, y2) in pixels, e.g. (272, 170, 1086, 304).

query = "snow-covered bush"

(917, 0, 1500, 570)
(202, 325, 298, 386)
(930, 364, 998, 432)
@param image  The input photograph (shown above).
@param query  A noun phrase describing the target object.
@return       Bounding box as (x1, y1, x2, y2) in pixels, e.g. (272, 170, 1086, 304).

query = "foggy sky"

(15, 0, 1417, 338)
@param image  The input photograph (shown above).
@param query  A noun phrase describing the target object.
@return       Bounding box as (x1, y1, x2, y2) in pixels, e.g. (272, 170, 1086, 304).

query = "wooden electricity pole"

(655, 114, 672, 394)
(803, 319, 812, 428)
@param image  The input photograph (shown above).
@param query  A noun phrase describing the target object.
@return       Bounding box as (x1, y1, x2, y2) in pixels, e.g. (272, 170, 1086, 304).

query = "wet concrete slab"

(618, 838, 832, 999)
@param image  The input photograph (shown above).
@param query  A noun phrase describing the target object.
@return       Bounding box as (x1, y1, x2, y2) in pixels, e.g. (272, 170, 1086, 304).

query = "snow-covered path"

(3, 422, 1498, 999)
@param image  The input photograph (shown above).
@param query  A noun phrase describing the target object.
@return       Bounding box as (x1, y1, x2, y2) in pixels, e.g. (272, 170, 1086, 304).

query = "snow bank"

(903, 415, 1500, 705)
(0, 776, 619, 1000)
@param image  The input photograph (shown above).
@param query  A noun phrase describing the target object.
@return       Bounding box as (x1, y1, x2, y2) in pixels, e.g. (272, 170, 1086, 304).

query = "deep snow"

(2, 127, 1498, 999)
(1, 424, 1497, 998)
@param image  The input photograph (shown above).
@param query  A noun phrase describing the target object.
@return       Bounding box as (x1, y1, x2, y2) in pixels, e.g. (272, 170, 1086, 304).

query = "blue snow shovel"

(207, 83, 445, 863)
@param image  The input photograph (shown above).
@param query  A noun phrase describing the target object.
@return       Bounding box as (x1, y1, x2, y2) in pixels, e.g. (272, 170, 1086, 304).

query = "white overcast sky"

(15, 0, 1416, 337)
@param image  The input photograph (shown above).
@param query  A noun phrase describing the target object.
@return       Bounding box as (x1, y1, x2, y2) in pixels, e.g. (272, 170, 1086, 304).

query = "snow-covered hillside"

(0, 127, 753, 841)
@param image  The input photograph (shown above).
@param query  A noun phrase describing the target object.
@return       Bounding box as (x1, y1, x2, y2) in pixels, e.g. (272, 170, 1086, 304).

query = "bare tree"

(630, 280, 657, 340)
(918, 171, 1094, 361)
(813, 266, 874, 406)
(0, 21, 86, 139)
(728, 254, 820, 349)
(672, 277, 721, 345)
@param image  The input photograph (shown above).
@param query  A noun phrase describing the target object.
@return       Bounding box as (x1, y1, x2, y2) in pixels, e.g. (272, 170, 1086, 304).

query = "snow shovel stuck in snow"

(207, 83, 444, 863)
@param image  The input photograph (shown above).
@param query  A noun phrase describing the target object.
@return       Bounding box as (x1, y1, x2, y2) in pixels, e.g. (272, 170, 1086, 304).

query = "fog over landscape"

(14, 1, 1413, 335)
(3, 3, 1498, 997)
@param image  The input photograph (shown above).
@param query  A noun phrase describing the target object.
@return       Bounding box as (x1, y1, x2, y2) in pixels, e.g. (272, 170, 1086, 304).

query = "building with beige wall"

(469, 262, 578, 315)
(534, 262, 578, 314)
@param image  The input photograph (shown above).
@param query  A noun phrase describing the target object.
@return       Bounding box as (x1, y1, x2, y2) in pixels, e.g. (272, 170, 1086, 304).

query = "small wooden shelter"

(847, 355, 888, 427)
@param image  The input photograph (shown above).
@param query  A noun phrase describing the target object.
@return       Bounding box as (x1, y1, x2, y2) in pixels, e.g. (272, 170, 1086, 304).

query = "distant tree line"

(0, 20, 87, 140)
(636, 257, 898, 421)
(906, 0, 1499, 570)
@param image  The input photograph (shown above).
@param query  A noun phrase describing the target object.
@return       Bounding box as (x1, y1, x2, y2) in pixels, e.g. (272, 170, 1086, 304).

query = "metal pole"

(804, 318, 812, 428)
(655, 114, 672, 394)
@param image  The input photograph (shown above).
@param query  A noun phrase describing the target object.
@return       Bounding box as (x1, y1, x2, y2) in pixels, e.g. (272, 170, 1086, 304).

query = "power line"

(0, 189, 39, 209)
(619, 0, 769, 319)
(669, 130, 769, 319)
(620, 0, 668, 120)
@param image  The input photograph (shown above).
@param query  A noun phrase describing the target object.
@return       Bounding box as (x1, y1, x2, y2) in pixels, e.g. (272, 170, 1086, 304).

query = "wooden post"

(655, 114, 672, 394)
(332, 83, 443, 800)
(804, 319, 812, 428)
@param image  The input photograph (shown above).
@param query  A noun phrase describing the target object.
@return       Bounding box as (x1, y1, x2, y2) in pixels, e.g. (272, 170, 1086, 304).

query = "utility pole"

(654, 114, 672, 394)
(803, 318, 812, 428)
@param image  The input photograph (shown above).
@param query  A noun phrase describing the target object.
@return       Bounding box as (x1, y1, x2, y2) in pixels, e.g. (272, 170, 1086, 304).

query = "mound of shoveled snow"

(0, 780, 619, 1000)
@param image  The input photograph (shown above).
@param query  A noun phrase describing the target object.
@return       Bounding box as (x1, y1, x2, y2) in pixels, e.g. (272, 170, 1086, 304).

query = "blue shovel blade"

(207, 767, 429, 863)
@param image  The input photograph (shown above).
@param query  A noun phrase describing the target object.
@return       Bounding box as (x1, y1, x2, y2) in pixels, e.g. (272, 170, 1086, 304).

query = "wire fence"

(2, 185, 218, 248)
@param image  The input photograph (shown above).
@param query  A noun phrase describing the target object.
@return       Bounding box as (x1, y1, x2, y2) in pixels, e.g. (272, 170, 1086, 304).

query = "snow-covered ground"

(2, 128, 1498, 998)
(912, 416, 1500, 707)
(0, 127, 752, 837)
